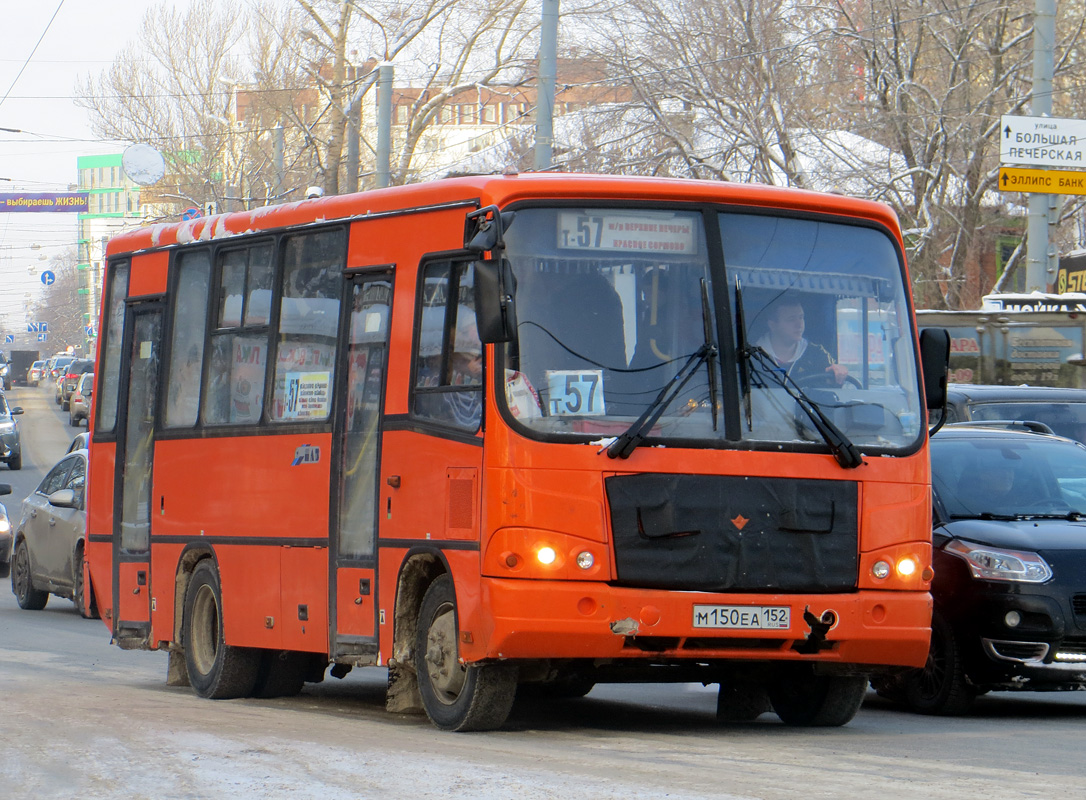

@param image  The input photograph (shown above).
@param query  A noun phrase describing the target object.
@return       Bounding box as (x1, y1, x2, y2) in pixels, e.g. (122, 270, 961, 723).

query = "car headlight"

(945, 539, 1052, 583)
(0, 422, 14, 433)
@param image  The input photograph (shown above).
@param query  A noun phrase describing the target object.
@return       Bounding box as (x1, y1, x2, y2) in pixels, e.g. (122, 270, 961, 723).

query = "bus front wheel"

(183, 560, 260, 699)
(415, 575, 516, 731)
(768, 667, 867, 727)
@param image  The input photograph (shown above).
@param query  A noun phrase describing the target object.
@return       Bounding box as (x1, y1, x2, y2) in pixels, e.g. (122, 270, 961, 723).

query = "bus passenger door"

(112, 304, 162, 646)
(330, 272, 392, 661)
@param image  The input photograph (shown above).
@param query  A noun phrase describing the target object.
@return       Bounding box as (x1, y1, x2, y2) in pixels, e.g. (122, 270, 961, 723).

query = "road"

(2, 384, 1086, 799)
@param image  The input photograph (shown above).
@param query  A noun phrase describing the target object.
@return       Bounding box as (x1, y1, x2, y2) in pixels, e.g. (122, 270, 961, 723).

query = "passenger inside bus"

(415, 304, 483, 430)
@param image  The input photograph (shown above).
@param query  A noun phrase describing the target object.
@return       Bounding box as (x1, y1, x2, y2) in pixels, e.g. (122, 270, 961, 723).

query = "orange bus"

(84, 174, 948, 730)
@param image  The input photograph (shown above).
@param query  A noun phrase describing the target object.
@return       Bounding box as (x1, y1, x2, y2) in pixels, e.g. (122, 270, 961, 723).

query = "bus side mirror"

(919, 327, 950, 411)
(474, 258, 518, 344)
(464, 205, 515, 254)
(465, 205, 518, 344)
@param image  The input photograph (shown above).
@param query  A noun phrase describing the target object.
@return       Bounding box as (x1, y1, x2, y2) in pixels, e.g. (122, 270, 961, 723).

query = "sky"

(0, 2, 157, 338)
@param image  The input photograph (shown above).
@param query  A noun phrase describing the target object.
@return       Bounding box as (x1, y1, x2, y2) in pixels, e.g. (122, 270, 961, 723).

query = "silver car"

(68, 373, 94, 427)
(0, 393, 23, 470)
(10, 449, 96, 617)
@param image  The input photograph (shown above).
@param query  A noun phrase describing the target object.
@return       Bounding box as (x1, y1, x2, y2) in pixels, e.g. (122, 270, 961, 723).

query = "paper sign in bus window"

(283, 371, 331, 419)
(545, 370, 605, 416)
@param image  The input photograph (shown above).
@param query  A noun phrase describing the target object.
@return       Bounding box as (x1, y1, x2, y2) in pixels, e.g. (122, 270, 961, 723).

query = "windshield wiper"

(738, 344, 863, 470)
(606, 341, 717, 459)
(949, 512, 1018, 521)
(734, 276, 753, 430)
(1017, 511, 1086, 521)
(699, 277, 720, 432)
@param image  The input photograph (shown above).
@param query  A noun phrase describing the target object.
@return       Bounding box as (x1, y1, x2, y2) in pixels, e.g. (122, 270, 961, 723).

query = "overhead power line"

(0, 0, 68, 112)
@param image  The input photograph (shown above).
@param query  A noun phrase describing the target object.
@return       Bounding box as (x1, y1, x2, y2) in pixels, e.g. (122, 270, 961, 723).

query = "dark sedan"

(942, 383, 1086, 444)
(877, 425, 1086, 713)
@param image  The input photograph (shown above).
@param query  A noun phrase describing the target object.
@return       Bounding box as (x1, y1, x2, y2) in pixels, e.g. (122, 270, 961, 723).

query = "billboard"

(0, 193, 89, 212)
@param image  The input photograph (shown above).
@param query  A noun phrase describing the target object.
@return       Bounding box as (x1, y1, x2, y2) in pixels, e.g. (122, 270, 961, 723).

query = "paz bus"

(83, 173, 949, 731)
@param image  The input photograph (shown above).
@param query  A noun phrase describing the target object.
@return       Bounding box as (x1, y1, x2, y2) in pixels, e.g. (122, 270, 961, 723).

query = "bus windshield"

(500, 206, 922, 452)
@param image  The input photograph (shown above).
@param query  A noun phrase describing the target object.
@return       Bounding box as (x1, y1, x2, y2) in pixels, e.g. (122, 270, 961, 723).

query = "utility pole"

(534, 0, 559, 170)
(346, 103, 361, 194)
(376, 63, 394, 189)
(1025, 0, 1057, 292)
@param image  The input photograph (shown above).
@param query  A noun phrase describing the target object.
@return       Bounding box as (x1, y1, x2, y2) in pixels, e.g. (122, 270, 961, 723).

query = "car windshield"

(933, 435, 1086, 518)
(969, 401, 1086, 445)
(499, 206, 922, 452)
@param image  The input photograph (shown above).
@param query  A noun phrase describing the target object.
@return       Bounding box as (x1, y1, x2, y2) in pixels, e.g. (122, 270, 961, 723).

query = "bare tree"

(825, 0, 1086, 308)
(271, 0, 540, 190)
(75, 0, 272, 213)
(580, 0, 846, 183)
(79, 0, 545, 201)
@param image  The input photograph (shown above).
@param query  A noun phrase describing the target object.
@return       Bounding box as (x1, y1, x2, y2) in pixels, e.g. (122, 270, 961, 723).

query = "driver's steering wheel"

(796, 372, 862, 390)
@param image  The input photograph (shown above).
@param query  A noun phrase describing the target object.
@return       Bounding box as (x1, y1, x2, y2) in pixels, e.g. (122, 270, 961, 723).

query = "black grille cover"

(605, 474, 859, 593)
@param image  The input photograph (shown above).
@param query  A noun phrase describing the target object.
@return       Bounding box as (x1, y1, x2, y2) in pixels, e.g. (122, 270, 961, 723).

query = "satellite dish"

(121, 144, 167, 186)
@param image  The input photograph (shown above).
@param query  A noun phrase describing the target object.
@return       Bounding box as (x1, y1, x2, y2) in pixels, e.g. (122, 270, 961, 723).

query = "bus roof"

(106, 173, 901, 257)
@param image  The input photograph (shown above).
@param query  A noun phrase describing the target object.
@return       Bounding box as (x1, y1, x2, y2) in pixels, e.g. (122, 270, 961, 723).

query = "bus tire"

(716, 680, 770, 722)
(12, 540, 48, 610)
(183, 560, 260, 699)
(416, 574, 516, 731)
(768, 668, 867, 727)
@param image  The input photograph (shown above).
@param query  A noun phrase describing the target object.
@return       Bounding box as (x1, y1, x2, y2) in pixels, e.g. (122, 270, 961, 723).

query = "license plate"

(692, 605, 791, 630)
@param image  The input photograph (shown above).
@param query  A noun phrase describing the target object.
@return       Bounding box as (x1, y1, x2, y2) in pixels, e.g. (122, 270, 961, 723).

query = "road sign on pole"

(999, 167, 1086, 195)
(40, 270, 55, 286)
(1001, 114, 1086, 169)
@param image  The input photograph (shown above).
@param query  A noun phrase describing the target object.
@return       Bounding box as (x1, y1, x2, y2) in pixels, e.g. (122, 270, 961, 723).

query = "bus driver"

(755, 298, 848, 385)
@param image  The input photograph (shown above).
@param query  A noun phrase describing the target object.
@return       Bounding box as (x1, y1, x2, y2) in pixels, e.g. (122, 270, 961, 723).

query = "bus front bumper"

(471, 578, 932, 670)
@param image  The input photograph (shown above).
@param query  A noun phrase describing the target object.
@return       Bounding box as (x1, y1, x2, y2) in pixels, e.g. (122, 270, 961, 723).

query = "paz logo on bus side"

(292, 445, 320, 465)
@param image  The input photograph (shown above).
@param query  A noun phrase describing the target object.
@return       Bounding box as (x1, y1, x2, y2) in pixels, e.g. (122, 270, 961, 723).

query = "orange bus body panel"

(128, 251, 168, 297)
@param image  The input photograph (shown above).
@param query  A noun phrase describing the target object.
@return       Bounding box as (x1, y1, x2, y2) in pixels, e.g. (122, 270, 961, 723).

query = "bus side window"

(97, 260, 130, 434)
(270, 229, 345, 423)
(412, 260, 482, 432)
(204, 244, 274, 426)
(164, 249, 211, 428)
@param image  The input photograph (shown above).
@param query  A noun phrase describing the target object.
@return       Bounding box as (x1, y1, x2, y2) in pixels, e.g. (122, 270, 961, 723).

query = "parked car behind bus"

(10, 448, 96, 617)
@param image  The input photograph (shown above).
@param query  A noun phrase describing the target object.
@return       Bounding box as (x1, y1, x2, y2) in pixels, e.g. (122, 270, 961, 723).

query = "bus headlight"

(484, 528, 608, 581)
(896, 557, 918, 577)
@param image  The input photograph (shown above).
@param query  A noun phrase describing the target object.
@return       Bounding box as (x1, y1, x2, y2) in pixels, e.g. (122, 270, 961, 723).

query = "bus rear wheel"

(415, 575, 516, 731)
(768, 667, 868, 727)
(183, 560, 260, 699)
